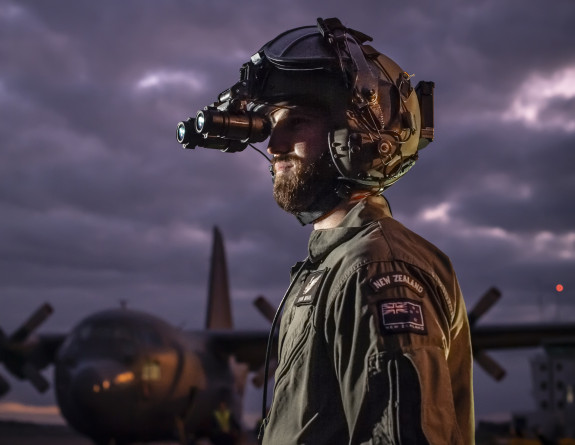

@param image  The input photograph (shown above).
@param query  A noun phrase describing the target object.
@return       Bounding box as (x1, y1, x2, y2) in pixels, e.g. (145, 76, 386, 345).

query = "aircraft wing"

(205, 331, 275, 372)
(472, 323, 575, 351)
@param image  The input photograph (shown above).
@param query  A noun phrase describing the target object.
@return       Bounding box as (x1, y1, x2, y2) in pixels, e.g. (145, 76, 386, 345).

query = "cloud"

(419, 202, 451, 223)
(135, 69, 206, 92)
(2, 0, 575, 423)
(504, 65, 575, 132)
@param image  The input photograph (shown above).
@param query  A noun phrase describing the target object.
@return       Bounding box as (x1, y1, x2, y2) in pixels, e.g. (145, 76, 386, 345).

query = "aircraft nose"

(59, 361, 137, 420)
(77, 365, 135, 402)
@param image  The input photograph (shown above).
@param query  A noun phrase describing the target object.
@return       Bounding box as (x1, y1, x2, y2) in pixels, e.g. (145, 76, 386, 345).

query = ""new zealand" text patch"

(369, 272, 424, 296)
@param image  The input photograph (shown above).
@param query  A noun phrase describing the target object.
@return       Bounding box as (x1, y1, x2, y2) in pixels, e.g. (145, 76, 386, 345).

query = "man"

(257, 19, 474, 445)
(179, 16, 474, 445)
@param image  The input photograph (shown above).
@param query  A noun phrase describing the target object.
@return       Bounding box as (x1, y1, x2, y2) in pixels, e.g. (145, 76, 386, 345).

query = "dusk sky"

(1, 0, 575, 428)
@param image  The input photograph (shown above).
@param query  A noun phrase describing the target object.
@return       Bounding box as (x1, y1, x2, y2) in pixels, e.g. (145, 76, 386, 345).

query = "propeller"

(254, 295, 277, 324)
(468, 287, 506, 381)
(0, 303, 54, 395)
(468, 287, 501, 327)
(0, 328, 10, 397)
(252, 359, 278, 388)
(474, 350, 506, 381)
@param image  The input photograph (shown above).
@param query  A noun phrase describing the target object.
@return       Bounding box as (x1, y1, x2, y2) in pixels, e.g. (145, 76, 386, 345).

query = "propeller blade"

(0, 373, 10, 397)
(474, 350, 506, 381)
(0, 304, 56, 394)
(254, 295, 277, 324)
(252, 358, 278, 388)
(468, 287, 501, 327)
(9, 303, 54, 343)
(0, 328, 6, 361)
(22, 362, 50, 393)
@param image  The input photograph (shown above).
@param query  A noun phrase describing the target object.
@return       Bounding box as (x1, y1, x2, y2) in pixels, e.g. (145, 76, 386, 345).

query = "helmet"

(176, 17, 434, 202)
(250, 17, 435, 193)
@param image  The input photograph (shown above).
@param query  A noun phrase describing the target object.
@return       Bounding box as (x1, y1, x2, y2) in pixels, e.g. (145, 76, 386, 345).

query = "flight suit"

(262, 196, 474, 445)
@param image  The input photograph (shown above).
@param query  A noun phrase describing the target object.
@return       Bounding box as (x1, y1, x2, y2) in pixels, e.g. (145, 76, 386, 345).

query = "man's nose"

(267, 126, 291, 156)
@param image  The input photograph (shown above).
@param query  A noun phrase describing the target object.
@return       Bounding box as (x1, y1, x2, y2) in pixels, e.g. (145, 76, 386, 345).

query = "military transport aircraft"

(0, 227, 271, 445)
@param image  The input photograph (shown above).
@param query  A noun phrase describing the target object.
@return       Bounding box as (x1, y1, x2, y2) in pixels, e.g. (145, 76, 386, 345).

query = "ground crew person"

(178, 16, 474, 445)
(210, 400, 240, 445)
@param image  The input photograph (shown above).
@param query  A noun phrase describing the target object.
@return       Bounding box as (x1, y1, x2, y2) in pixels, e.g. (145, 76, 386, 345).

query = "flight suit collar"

(307, 195, 392, 264)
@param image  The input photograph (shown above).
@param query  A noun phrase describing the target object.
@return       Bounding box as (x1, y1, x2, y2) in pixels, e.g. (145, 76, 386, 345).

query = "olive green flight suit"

(262, 196, 474, 445)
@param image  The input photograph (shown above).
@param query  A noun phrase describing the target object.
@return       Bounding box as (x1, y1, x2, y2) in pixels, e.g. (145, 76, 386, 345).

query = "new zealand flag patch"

(378, 298, 427, 335)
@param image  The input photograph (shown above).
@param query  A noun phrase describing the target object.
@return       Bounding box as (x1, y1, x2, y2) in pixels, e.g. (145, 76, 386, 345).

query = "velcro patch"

(378, 298, 427, 335)
(369, 272, 424, 296)
(295, 270, 326, 306)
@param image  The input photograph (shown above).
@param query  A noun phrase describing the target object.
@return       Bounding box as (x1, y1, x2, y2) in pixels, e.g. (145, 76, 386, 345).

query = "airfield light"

(114, 371, 135, 384)
(556, 284, 564, 292)
(102, 380, 110, 390)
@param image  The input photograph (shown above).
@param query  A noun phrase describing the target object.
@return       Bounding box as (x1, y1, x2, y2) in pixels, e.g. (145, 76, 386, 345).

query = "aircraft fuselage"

(54, 309, 240, 443)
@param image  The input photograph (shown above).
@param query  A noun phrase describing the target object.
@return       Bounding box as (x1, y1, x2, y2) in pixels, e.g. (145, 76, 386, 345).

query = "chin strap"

(295, 183, 349, 226)
(295, 211, 324, 226)
(295, 192, 343, 225)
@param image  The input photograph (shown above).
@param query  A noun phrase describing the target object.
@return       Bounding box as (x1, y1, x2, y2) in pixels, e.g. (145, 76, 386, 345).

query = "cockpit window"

(79, 323, 134, 343)
(64, 319, 166, 359)
(70, 321, 138, 358)
(136, 329, 164, 347)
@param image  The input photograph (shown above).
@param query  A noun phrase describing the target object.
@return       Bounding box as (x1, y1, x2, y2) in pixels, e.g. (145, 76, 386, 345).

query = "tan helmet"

(252, 17, 435, 193)
(177, 17, 434, 197)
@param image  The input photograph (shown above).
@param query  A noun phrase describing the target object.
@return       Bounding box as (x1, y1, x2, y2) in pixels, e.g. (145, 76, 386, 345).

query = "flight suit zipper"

(258, 258, 310, 444)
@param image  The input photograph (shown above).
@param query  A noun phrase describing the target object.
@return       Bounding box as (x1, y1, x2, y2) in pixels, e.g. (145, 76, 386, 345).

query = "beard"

(272, 151, 339, 214)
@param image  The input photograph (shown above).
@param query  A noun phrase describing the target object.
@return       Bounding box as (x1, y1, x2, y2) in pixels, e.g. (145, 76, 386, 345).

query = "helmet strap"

(294, 181, 368, 226)
(317, 18, 385, 131)
(295, 190, 343, 226)
(294, 164, 348, 225)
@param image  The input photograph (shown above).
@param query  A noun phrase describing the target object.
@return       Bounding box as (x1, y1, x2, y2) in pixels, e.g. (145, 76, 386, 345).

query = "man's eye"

(290, 117, 308, 127)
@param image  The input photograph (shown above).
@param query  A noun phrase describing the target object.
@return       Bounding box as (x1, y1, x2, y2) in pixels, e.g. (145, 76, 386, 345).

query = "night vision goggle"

(176, 53, 274, 153)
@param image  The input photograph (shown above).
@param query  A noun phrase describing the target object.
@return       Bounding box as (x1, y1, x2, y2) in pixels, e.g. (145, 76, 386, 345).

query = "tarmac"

(0, 420, 257, 445)
(0, 420, 93, 445)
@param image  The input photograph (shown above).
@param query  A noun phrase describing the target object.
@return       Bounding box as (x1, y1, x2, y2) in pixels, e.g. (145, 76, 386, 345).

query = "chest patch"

(295, 270, 326, 306)
(369, 272, 424, 296)
(378, 298, 427, 335)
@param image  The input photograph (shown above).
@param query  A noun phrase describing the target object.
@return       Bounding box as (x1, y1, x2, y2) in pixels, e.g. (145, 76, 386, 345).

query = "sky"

(1, 0, 575, 429)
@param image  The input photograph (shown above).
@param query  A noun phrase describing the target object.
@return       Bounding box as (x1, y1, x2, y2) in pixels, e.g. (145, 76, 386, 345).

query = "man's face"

(266, 106, 338, 214)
